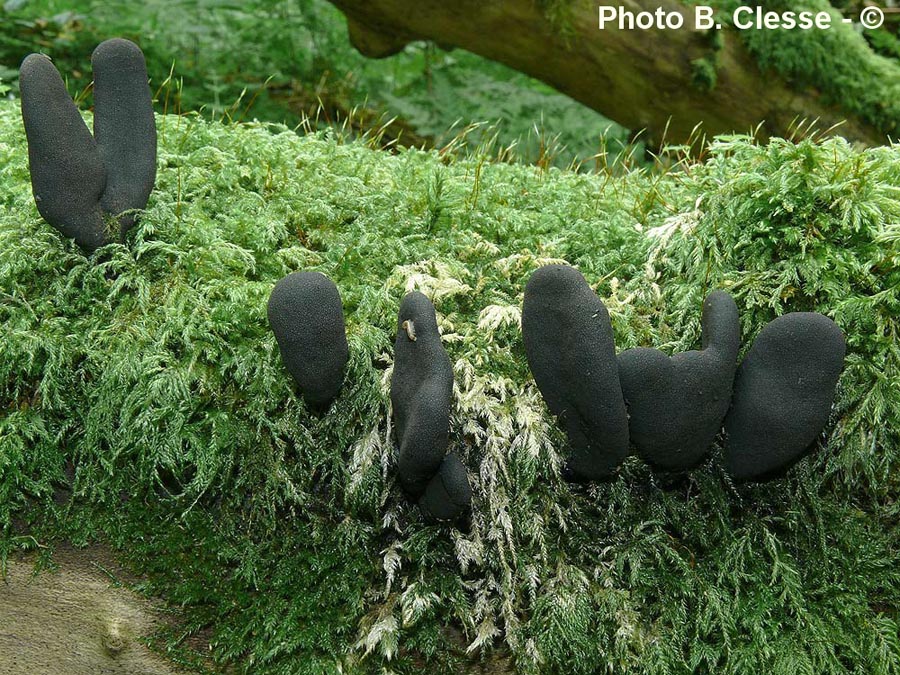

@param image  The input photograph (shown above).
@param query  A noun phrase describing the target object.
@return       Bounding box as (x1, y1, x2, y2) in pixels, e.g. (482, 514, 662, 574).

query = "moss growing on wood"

(691, 56, 719, 91)
(1, 100, 899, 673)
(715, 0, 900, 136)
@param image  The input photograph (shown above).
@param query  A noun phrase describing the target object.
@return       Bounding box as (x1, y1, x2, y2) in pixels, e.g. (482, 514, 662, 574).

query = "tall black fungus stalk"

(267, 272, 349, 408)
(19, 38, 156, 252)
(522, 265, 630, 480)
(724, 312, 846, 481)
(92, 39, 157, 238)
(391, 292, 472, 522)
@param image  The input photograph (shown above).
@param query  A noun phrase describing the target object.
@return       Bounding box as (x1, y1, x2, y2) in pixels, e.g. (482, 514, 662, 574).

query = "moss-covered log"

(328, 0, 895, 145)
(2, 99, 899, 673)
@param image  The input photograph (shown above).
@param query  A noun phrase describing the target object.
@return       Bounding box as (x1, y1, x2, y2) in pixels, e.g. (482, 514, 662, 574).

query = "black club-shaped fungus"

(723, 312, 846, 481)
(618, 290, 741, 471)
(391, 292, 471, 522)
(92, 38, 157, 238)
(419, 453, 473, 523)
(19, 38, 156, 252)
(267, 272, 349, 407)
(522, 265, 630, 480)
(19, 53, 108, 252)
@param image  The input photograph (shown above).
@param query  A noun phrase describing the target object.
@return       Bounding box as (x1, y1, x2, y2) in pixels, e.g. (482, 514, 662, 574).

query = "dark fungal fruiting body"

(723, 312, 846, 481)
(267, 272, 349, 407)
(391, 292, 471, 522)
(19, 38, 156, 252)
(91, 38, 157, 238)
(19, 53, 108, 252)
(618, 290, 741, 471)
(392, 293, 452, 497)
(419, 453, 472, 523)
(522, 265, 629, 481)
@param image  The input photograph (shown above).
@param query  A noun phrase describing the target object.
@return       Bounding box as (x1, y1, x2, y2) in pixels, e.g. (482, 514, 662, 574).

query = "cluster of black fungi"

(266, 267, 845, 521)
(268, 274, 473, 522)
(20, 41, 846, 523)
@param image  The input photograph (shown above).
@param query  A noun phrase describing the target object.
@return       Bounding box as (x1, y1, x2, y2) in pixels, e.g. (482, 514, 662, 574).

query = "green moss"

(561, 0, 900, 138)
(868, 28, 900, 61)
(536, 0, 577, 36)
(689, 27, 724, 93)
(691, 56, 719, 91)
(712, 0, 900, 137)
(1, 100, 899, 673)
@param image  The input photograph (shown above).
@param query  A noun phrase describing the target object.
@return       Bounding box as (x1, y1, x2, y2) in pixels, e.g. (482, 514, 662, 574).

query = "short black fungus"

(419, 453, 473, 523)
(267, 272, 349, 407)
(618, 290, 740, 471)
(19, 38, 156, 252)
(723, 312, 845, 481)
(522, 265, 630, 480)
(391, 292, 471, 521)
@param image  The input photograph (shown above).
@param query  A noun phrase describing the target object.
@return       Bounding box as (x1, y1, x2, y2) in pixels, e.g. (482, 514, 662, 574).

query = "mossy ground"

(1, 100, 899, 673)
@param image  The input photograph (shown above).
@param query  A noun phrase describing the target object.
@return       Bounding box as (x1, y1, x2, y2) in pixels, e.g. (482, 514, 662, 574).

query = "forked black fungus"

(522, 265, 630, 480)
(19, 38, 156, 252)
(618, 290, 741, 471)
(723, 312, 846, 481)
(391, 292, 471, 521)
(92, 38, 157, 237)
(19, 53, 108, 252)
(267, 272, 349, 407)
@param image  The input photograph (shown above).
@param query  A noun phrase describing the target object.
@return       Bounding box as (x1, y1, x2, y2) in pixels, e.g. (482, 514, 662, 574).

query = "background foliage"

(3, 0, 900, 164)
(0, 0, 635, 169)
(1, 97, 899, 673)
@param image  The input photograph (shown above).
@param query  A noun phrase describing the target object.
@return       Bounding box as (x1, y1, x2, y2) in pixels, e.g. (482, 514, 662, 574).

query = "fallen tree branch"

(328, 0, 887, 145)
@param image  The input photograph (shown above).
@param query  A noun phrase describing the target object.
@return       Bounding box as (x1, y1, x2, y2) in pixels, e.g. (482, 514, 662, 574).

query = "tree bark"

(0, 545, 512, 674)
(0, 545, 193, 675)
(328, 0, 886, 146)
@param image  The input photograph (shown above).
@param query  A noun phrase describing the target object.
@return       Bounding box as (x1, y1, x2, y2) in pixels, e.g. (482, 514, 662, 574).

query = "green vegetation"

(2, 98, 899, 673)
(690, 56, 718, 91)
(720, 0, 900, 137)
(4, 0, 900, 163)
(0, 0, 631, 169)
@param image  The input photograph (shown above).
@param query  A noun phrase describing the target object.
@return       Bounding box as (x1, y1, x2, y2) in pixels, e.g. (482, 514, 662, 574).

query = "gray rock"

(267, 272, 349, 407)
(724, 312, 845, 481)
(92, 38, 157, 237)
(391, 292, 470, 521)
(19, 53, 108, 252)
(618, 290, 740, 470)
(522, 265, 629, 480)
